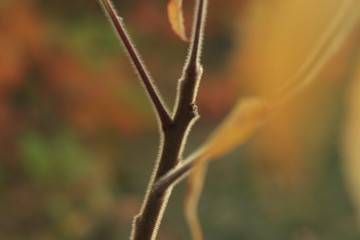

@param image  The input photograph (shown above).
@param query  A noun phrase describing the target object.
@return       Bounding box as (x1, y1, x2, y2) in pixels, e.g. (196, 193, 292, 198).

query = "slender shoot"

(100, 0, 172, 126)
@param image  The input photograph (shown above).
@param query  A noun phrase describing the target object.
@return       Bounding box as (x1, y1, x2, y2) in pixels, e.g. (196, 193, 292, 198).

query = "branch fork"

(99, 0, 208, 239)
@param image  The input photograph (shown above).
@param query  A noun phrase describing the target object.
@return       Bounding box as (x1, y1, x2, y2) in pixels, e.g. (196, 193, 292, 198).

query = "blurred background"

(0, 0, 360, 239)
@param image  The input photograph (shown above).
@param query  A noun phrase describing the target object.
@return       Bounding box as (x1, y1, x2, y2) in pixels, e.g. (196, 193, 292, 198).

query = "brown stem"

(153, 152, 200, 194)
(130, 0, 208, 239)
(100, 0, 172, 126)
(131, 116, 198, 240)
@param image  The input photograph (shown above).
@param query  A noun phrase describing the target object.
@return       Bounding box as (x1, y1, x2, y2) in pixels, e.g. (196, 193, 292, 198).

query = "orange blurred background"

(0, 0, 359, 239)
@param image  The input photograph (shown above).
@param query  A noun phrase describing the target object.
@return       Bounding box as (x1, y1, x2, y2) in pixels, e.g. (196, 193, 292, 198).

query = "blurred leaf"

(343, 59, 360, 228)
(185, 0, 360, 238)
(185, 163, 207, 240)
(272, 0, 360, 108)
(167, 0, 188, 41)
(198, 97, 269, 160)
(20, 130, 90, 183)
(20, 132, 52, 180)
(52, 131, 90, 181)
(226, 0, 360, 190)
(234, 0, 356, 97)
(185, 97, 269, 239)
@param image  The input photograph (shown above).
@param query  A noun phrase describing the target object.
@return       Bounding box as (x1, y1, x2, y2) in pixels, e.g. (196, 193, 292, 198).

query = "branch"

(174, 0, 208, 115)
(152, 0, 208, 197)
(152, 151, 201, 194)
(100, 0, 172, 126)
(129, 0, 208, 239)
(187, 0, 207, 70)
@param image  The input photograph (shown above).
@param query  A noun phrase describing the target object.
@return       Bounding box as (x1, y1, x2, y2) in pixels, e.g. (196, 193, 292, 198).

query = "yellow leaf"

(232, 0, 358, 98)
(273, 0, 360, 108)
(184, 98, 269, 240)
(199, 97, 270, 160)
(342, 59, 360, 229)
(167, 0, 188, 42)
(226, 0, 360, 191)
(183, 1, 360, 239)
(185, 162, 207, 240)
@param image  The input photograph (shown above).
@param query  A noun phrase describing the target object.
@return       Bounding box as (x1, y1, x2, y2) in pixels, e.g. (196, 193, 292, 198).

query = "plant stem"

(99, 0, 207, 238)
(130, 0, 207, 239)
(100, 0, 172, 126)
(131, 116, 198, 240)
(153, 152, 200, 194)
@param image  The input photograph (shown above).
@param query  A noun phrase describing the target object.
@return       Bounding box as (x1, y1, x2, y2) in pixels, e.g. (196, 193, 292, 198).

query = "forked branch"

(126, 0, 208, 239)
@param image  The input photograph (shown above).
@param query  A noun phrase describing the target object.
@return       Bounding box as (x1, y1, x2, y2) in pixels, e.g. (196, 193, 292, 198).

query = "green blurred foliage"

(0, 0, 359, 239)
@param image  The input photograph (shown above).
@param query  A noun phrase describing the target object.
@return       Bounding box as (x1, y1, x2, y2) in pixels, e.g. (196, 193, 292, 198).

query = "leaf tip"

(167, 0, 189, 42)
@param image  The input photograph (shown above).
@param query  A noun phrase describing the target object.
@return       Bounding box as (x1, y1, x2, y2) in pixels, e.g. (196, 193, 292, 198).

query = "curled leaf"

(273, 0, 360, 109)
(199, 97, 270, 160)
(185, 97, 269, 240)
(168, 0, 189, 41)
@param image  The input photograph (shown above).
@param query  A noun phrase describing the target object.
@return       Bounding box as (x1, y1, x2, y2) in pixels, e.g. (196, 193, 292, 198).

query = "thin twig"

(100, 0, 172, 126)
(153, 151, 202, 194)
(174, 0, 207, 113)
(187, 0, 207, 69)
